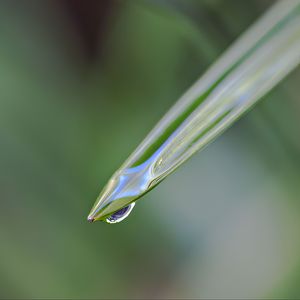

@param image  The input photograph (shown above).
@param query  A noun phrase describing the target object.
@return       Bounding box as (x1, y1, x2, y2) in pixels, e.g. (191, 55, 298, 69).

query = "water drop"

(106, 202, 135, 224)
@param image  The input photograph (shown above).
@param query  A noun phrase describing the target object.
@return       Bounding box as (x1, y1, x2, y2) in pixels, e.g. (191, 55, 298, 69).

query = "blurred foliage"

(1, 0, 300, 298)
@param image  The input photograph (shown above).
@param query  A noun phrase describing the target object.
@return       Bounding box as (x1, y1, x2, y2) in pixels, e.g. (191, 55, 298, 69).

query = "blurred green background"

(1, 0, 300, 298)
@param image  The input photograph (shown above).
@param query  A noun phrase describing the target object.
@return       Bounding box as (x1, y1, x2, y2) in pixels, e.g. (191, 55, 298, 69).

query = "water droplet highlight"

(106, 202, 135, 224)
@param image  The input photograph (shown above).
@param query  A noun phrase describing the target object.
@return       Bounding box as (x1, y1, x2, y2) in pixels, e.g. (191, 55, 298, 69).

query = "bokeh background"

(1, 0, 300, 298)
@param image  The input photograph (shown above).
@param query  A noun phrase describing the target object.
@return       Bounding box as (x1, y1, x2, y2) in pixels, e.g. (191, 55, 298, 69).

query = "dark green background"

(1, 0, 300, 298)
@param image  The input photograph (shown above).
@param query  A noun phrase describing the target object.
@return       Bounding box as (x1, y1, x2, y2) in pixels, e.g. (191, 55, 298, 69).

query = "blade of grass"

(88, 0, 300, 223)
